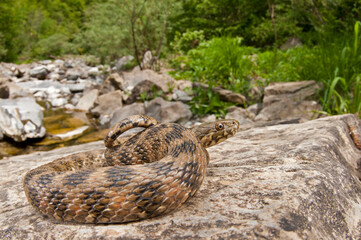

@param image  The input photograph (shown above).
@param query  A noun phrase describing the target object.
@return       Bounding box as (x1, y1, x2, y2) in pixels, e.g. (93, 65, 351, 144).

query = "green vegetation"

(1, 0, 361, 117)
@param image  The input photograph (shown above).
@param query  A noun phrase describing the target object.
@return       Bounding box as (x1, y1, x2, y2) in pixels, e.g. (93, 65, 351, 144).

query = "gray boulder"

(66, 68, 85, 80)
(247, 102, 263, 116)
(126, 80, 162, 104)
(29, 66, 48, 80)
(75, 89, 99, 112)
(123, 67, 176, 93)
(115, 55, 134, 71)
(0, 84, 9, 99)
(99, 73, 124, 95)
(109, 102, 145, 127)
(171, 90, 192, 102)
(255, 80, 322, 122)
(91, 90, 123, 117)
(0, 97, 46, 141)
(225, 106, 254, 125)
(1, 115, 361, 239)
(145, 97, 192, 123)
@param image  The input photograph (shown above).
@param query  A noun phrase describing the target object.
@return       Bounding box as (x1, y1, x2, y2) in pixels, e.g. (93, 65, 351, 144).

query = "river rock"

(247, 103, 263, 115)
(65, 83, 88, 93)
(200, 114, 216, 122)
(38, 60, 52, 65)
(0, 97, 45, 141)
(171, 90, 192, 102)
(29, 66, 48, 80)
(0, 84, 9, 99)
(141, 50, 154, 69)
(48, 72, 60, 81)
(262, 80, 320, 107)
(115, 55, 134, 71)
(75, 89, 99, 112)
(16, 80, 71, 100)
(91, 90, 123, 118)
(50, 98, 68, 108)
(255, 80, 322, 121)
(88, 67, 100, 77)
(109, 102, 145, 127)
(66, 68, 85, 80)
(50, 126, 89, 141)
(175, 79, 193, 91)
(99, 73, 124, 95)
(123, 67, 176, 93)
(1, 114, 361, 239)
(145, 97, 192, 123)
(225, 106, 254, 124)
(10, 66, 24, 78)
(126, 80, 163, 104)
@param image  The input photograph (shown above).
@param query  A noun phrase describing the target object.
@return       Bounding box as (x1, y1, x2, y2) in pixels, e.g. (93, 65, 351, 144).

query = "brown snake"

(24, 115, 239, 223)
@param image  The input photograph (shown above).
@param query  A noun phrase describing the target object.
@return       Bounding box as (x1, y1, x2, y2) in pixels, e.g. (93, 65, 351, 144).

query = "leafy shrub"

(175, 37, 257, 93)
(171, 37, 257, 117)
(256, 47, 313, 83)
(189, 87, 233, 118)
(171, 30, 205, 53)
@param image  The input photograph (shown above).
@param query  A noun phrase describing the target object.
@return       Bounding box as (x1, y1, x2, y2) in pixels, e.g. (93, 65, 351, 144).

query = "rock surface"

(255, 80, 322, 121)
(109, 102, 145, 127)
(1, 114, 361, 239)
(91, 90, 123, 117)
(145, 97, 192, 123)
(225, 106, 254, 124)
(122, 67, 176, 93)
(75, 89, 99, 111)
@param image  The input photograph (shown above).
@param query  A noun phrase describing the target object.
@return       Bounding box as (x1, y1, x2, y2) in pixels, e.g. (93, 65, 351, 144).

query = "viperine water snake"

(24, 115, 239, 223)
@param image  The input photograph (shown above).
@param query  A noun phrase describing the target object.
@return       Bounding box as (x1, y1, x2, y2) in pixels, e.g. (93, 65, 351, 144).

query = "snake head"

(192, 119, 240, 148)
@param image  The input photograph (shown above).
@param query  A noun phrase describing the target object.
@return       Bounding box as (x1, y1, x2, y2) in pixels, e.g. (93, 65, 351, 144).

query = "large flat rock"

(1, 114, 361, 239)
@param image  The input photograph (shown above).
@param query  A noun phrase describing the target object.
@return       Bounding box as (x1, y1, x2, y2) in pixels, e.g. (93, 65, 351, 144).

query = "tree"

(75, 0, 180, 65)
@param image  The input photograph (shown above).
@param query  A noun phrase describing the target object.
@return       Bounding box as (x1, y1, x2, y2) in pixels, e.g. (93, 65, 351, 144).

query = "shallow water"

(0, 108, 108, 159)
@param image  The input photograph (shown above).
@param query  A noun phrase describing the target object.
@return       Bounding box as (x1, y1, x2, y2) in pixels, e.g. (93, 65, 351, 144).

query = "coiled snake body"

(24, 115, 239, 223)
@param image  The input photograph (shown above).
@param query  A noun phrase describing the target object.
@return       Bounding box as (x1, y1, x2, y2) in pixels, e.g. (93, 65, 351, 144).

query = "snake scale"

(24, 115, 239, 224)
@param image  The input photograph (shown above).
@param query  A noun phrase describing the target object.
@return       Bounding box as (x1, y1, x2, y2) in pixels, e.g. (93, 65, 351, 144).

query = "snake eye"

(215, 123, 224, 131)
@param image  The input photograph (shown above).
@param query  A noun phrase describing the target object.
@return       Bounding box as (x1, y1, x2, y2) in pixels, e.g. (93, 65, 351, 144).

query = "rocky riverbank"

(0, 56, 322, 158)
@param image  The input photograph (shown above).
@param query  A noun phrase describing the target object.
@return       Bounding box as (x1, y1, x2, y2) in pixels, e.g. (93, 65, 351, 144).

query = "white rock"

(38, 60, 52, 65)
(48, 72, 60, 81)
(53, 59, 64, 66)
(0, 97, 45, 141)
(46, 64, 56, 72)
(29, 66, 48, 80)
(64, 104, 75, 110)
(75, 89, 99, 112)
(88, 67, 99, 76)
(50, 98, 68, 107)
(52, 126, 89, 140)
